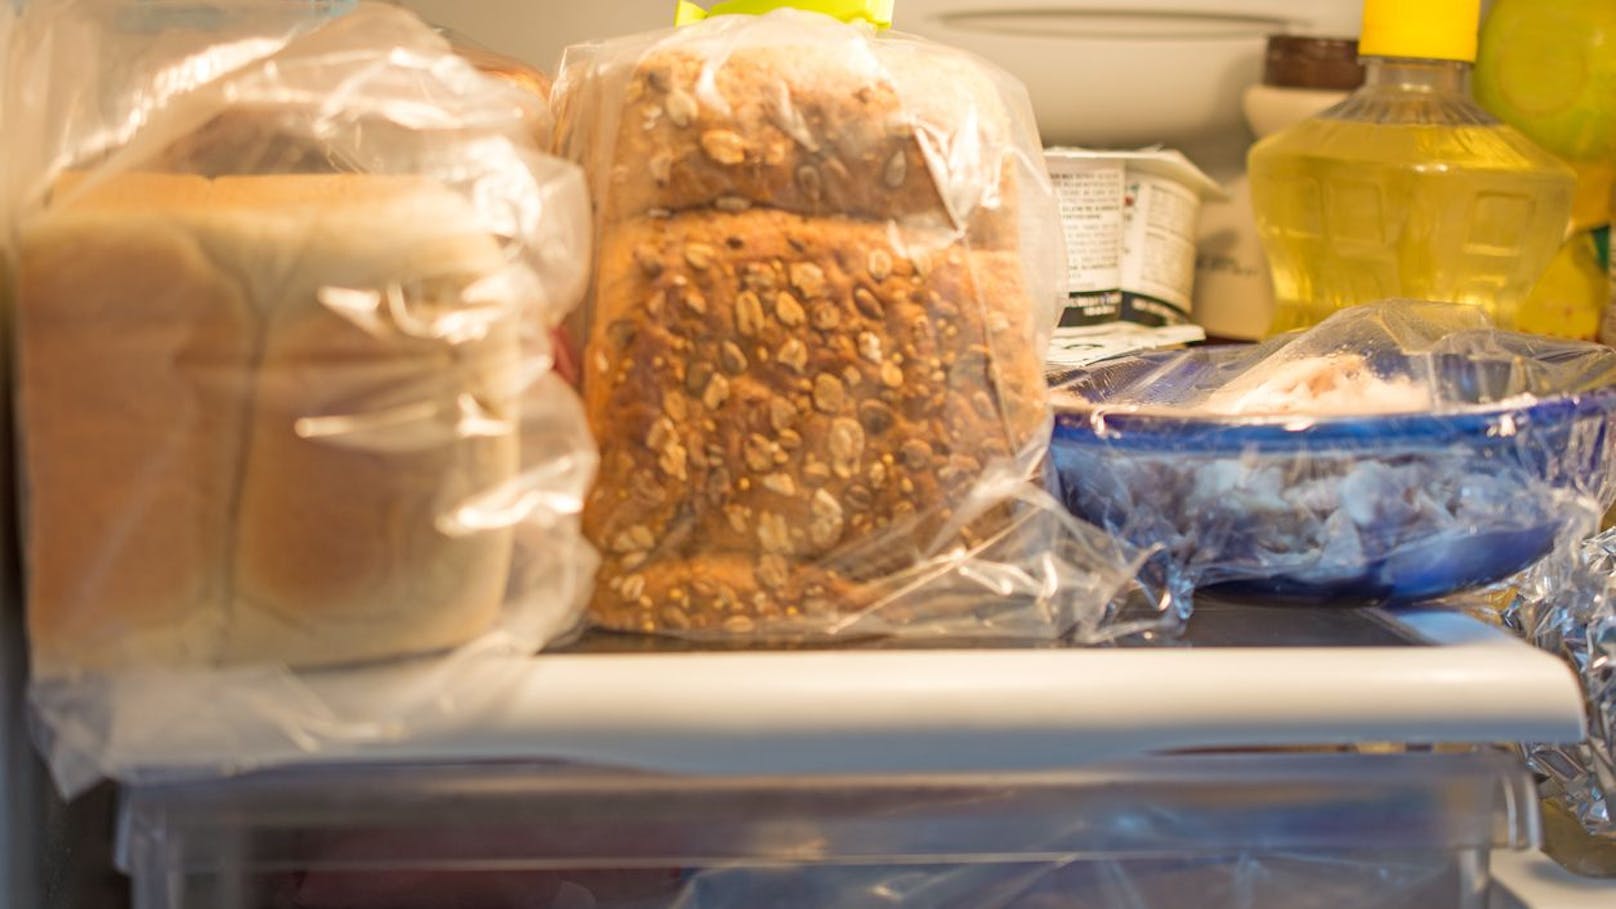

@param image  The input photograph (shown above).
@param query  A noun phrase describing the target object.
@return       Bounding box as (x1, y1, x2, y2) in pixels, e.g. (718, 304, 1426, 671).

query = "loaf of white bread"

(17, 173, 522, 671)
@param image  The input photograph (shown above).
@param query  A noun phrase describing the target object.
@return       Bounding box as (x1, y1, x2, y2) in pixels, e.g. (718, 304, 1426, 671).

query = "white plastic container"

(1243, 83, 1360, 139)
(1045, 147, 1223, 328)
(1193, 35, 1363, 341)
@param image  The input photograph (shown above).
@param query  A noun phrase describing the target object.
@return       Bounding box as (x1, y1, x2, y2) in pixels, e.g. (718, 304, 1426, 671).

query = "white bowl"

(900, 0, 1362, 147)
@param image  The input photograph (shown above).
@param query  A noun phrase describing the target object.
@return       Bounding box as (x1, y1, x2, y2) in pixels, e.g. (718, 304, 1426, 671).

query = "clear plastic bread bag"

(553, 1, 1181, 643)
(1, 0, 597, 796)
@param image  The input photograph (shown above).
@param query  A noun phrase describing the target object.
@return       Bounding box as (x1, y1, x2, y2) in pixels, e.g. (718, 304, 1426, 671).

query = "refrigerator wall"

(404, 0, 1363, 146)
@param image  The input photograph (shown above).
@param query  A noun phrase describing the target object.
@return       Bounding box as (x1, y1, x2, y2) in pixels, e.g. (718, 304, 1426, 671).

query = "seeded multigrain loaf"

(566, 8, 1061, 637)
(581, 209, 1048, 633)
(560, 38, 1020, 240)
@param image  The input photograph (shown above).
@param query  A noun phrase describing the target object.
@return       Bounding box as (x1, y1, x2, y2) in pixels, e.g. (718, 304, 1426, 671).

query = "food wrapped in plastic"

(1492, 529, 1616, 843)
(2, 0, 596, 794)
(446, 33, 555, 123)
(555, 3, 1169, 641)
(437, 31, 583, 386)
(1052, 303, 1616, 606)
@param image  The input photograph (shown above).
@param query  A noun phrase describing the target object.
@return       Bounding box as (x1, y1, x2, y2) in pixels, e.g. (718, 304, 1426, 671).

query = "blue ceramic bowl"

(1051, 351, 1616, 606)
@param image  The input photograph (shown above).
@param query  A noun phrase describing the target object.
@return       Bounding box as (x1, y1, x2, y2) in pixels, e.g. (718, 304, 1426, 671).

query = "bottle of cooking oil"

(1248, 0, 1576, 336)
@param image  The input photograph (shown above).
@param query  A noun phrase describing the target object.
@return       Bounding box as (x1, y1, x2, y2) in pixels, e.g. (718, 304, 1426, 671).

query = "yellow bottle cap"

(675, 0, 894, 29)
(1359, 0, 1480, 63)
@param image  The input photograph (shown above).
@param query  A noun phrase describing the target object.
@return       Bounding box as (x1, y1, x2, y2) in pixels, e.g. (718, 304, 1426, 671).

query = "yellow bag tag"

(674, 0, 893, 29)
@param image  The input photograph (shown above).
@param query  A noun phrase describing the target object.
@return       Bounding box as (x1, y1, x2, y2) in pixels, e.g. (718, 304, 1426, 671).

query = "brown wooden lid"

(1263, 35, 1366, 91)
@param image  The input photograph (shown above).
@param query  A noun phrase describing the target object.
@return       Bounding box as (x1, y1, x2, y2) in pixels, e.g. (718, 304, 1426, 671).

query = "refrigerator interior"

(2, 1, 1613, 907)
(403, 0, 1365, 149)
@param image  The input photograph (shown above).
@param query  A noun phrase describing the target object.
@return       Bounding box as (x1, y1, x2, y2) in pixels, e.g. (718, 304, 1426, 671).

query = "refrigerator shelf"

(99, 604, 1587, 783)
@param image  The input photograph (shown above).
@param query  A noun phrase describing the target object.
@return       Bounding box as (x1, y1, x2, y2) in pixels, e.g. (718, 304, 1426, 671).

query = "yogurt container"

(1045, 147, 1223, 329)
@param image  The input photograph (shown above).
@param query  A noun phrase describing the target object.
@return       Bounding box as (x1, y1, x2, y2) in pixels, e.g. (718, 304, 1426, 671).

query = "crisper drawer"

(119, 749, 1537, 909)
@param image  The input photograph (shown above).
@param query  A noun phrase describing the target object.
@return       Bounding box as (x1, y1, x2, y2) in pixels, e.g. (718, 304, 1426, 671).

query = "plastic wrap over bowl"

(1051, 304, 1616, 607)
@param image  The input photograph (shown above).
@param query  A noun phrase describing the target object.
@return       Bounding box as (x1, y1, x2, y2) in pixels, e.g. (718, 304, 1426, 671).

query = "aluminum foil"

(1497, 530, 1616, 838)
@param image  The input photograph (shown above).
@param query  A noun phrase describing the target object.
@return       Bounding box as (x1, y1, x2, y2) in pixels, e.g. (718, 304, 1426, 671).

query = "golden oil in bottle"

(1249, 0, 1575, 336)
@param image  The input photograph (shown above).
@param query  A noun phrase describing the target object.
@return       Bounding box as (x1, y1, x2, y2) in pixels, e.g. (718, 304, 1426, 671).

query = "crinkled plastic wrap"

(553, 9, 1177, 642)
(1494, 529, 1616, 841)
(1052, 304, 1616, 607)
(2, 0, 596, 795)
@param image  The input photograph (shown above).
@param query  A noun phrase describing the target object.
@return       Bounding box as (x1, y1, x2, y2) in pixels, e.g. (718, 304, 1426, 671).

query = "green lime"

(1476, 0, 1616, 162)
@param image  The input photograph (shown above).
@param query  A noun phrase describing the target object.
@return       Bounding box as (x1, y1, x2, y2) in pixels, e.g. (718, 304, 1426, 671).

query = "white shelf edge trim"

(103, 608, 1587, 780)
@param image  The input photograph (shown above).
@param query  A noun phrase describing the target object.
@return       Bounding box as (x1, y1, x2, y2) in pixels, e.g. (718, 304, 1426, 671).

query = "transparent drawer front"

(120, 751, 1538, 909)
